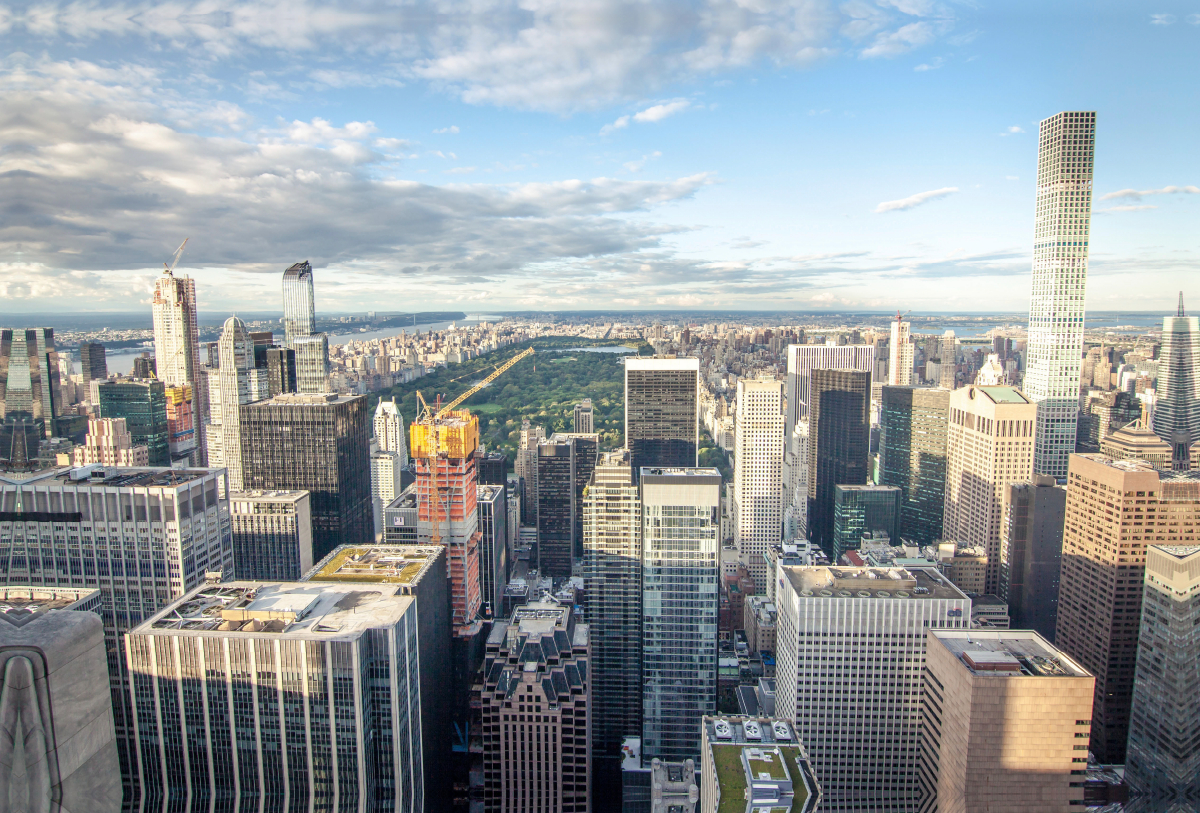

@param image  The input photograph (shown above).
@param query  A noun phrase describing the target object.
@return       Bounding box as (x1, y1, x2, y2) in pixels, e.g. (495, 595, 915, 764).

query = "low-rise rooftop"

(930, 629, 1090, 678)
(137, 581, 413, 638)
(304, 545, 442, 585)
(703, 716, 821, 813)
(782, 565, 968, 601)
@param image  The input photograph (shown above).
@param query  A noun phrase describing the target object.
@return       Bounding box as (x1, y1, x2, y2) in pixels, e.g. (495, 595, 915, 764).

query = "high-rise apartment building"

(240, 393, 372, 562)
(372, 449, 404, 539)
(581, 449, 642, 757)
(480, 597, 591, 813)
(1153, 293, 1200, 455)
(304, 544, 453, 811)
(888, 316, 914, 386)
(152, 265, 206, 458)
(1026, 111, 1097, 477)
(574, 398, 594, 434)
(784, 344, 875, 438)
(282, 261, 331, 393)
(477, 483, 508, 616)
(942, 385, 1036, 595)
(783, 420, 810, 543)
(0, 586, 122, 813)
(831, 484, 900, 561)
(126, 580, 424, 812)
(96, 378, 170, 466)
(774, 565, 970, 809)
(410, 408, 485, 637)
(292, 333, 331, 394)
(228, 489, 313, 580)
(0, 466, 232, 787)
(79, 340, 108, 384)
(641, 467, 721, 761)
(0, 327, 63, 439)
(1055, 454, 1200, 762)
(734, 377, 785, 593)
(1125, 544, 1200, 800)
(70, 416, 149, 467)
(919, 629, 1095, 813)
(879, 386, 950, 544)
(1000, 475, 1066, 640)
(806, 369, 870, 557)
(624, 357, 699, 478)
(699, 716, 821, 813)
(939, 330, 958, 389)
(205, 316, 264, 490)
(374, 396, 410, 462)
(514, 420, 545, 523)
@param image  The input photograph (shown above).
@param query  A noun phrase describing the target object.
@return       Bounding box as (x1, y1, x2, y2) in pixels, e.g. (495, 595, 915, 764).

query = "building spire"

(1178, 291, 1186, 317)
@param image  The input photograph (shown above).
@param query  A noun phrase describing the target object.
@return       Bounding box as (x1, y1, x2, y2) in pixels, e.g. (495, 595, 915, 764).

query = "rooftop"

(931, 629, 1090, 678)
(0, 586, 98, 615)
(138, 581, 413, 638)
(782, 565, 968, 601)
(972, 386, 1031, 404)
(703, 717, 820, 813)
(229, 490, 309, 504)
(250, 393, 360, 406)
(304, 545, 442, 585)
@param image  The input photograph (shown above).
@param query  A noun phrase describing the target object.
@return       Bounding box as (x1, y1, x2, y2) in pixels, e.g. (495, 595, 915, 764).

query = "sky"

(2, 0, 1198, 315)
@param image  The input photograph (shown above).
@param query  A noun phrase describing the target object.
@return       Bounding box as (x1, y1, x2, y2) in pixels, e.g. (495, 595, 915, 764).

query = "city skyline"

(3, 3, 1198, 314)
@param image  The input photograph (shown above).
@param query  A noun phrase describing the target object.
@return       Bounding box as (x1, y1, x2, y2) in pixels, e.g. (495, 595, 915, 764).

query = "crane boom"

(435, 346, 535, 418)
(164, 238, 189, 274)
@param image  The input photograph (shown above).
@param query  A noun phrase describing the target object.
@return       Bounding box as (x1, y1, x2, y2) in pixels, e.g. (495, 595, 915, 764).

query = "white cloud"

(5, 0, 952, 112)
(624, 151, 663, 173)
(1189, 13, 1200, 24)
(875, 186, 958, 213)
(446, 166, 477, 174)
(1101, 205, 1158, 213)
(1005, 175, 1019, 181)
(600, 115, 631, 136)
(434, 125, 460, 134)
(1150, 13, 1176, 24)
(914, 57, 943, 71)
(1100, 185, 1200, 201)
(999, 125, 1023, 136)
(633, 99, 690, 123)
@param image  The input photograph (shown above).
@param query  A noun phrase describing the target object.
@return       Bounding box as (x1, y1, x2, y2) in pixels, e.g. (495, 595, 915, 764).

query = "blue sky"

(2, 0, 1197, 314)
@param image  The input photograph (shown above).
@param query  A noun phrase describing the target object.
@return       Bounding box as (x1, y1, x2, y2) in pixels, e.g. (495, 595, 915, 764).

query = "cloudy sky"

(2, 0, 1197, 315)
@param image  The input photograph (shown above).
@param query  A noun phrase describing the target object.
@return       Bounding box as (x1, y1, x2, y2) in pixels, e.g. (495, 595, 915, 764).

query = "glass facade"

(537, 440, 575, 577)
(878, 385, 949, 545)
(624, 359, 699, 479)
(97, 379, 170, 466)
(831, 485, 900, 561)
(806, 369, 871, 557)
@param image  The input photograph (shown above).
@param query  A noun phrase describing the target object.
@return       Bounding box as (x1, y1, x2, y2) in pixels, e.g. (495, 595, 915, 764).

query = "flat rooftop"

(250, 393, 360, 406)
(304, 545, 442, 585)
(229, 490, 309, 504)
(703, 717, 819, 813)
(0, 586, 98, 613)
(11, 466, 216, 489)
(782, 565, 968, 601)
(973, 386, 1031, 404)
(138, 581, 413, 638)
(931, 630, 1090, 678)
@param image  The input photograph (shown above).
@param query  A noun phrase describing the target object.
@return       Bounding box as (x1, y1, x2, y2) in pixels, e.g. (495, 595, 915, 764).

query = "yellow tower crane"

(413, 346, 535, 545)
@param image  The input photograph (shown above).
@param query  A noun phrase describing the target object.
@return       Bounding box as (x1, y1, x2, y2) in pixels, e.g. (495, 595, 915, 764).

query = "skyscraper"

(514, 420, 545, 523)
(641, 467, 721, 761)
(70, 416, 149, 467)
(1152, 292, 1200, 454)
(282, 260, 317, 344)
(537, 437, 576, 577)
(784, 344, 875, 439)
(1000, 475, 1066, 640)
(574, 398, 594, 433)
(831, 484, 900, 561)
(240, 393, 372, 562)
(1125, 544, 1200, 800)
(79, 340, 108, 384)
(163, 384, 196, 461)
(919, 630, 1095, 813)
(624, 357, 699, 478)
(806, 369, 870, 557)
(477, 483, 508, 616)
(552, 431, 600, 557)
(372, 448, 405, 539)
(264, 345, 297, 396)
(205, 316, 262, 490)
(282, 261, 331, 393)
(878, 386, 950, 545)
(96, 378, 170, 466)
(939, 330, 957, 389)
(942, 385, 1037, 595)
(773, 565, 970, 809)
(734, 377, 785, 593)
(581, 449, 642, 758)
(888, 316, 913, 386)
(126, 580, 424, 812)
(152, 265, 206, 458)
(1026, 111, 1097, 477)
(0, 466, 233, 789)
(374, 396, 410, 464)
(480, 597, 591, 813)
(228, 489, 313, 580)
(1055, 454, 1200, 763)
(0, 327, 63, 439)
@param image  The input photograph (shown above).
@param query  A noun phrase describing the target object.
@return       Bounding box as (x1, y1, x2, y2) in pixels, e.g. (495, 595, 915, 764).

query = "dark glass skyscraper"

(477, 483, 508, 616)
(832, 484, 900, 560)
(264, 345, 297, 396)
(0, 327, 63, 440)
(806, 368, 870, 556)
(79, 341, 108, 384)
(1001, 475, 1065, 641)
(878, 385, 950, 544)
(624, 357, 699, 479)
(96, 378, 170, 466)
(240, 393, 372, 562)
(537, 438, 575, 577)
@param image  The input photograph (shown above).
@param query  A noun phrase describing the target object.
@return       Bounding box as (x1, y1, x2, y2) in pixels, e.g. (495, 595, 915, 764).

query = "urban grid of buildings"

(3, 109, 1200, 813)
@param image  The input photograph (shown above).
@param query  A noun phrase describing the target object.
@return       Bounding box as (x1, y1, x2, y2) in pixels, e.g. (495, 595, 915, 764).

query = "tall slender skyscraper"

(806, 369, 871, 557)
(641, 467, 721, 761)
(205, 316, 260, 490)
(734, 377, 785, 592)
(1026, 111, 1097, 477)
(281, 261, 330, 393)
(374, 396, 410, 464)
(624, 357, 699, 478)
(152, 265, 206, 457)
(1153, 292, 1200, 455)
(888, 316, 913, 386)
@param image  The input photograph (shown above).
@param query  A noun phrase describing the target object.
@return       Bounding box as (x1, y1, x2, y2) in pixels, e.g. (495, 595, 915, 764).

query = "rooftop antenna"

(1178, 291, 1186, 318)
(164, 238, 189, 275)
